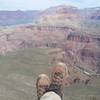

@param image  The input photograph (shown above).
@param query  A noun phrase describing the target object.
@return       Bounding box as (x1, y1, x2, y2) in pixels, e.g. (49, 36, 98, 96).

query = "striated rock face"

(41, 5, 80, 20)
(36, 5, 82, 30)
(78, 49, 100, 70)
(63, 33, 100, 73)
(0, 25, 70, 54)
(67, 33, 100, 44)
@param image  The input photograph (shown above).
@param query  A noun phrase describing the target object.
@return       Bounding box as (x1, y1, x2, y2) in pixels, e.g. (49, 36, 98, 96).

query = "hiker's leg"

(36, 74, 50, 100)
(47, 62, 68, 99)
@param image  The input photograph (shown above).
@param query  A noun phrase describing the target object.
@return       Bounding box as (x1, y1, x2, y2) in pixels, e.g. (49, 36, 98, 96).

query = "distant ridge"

(0, 10, 41, 26)
(0, 5, 100, 33)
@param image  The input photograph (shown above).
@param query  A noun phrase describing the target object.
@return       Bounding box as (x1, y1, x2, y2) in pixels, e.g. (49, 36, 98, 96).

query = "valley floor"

(0, 48, 100, 100)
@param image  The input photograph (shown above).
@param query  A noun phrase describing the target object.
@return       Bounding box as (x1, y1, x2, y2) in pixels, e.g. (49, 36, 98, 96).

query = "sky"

(0, 0, 100, 10)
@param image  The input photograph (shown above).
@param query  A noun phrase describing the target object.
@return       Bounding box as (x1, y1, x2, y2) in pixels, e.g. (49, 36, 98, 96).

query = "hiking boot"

(49, 62, 68, 99)
(36, 74, 51, 100)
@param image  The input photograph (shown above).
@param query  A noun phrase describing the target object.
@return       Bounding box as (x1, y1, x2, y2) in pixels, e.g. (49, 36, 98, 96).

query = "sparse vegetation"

(0, 48, 100, 100)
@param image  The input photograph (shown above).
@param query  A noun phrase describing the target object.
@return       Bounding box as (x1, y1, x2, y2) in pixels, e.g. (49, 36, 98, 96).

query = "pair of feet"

(36, 62, 67, 100)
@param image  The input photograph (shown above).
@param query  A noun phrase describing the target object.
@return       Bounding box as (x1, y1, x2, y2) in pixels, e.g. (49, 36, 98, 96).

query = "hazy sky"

(0, 0, 100, 10)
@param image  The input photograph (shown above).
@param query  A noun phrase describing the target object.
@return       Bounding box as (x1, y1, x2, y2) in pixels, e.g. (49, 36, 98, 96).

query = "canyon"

(0, 5, 100, 73)
(0, 5, 100, 100)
